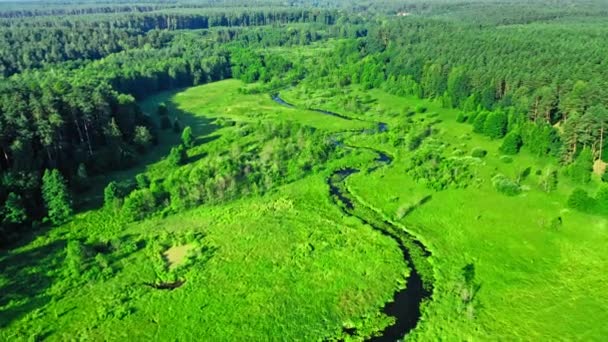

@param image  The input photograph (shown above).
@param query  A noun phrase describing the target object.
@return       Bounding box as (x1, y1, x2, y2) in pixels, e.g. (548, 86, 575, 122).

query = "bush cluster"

(492, 174, 521, 196)
(406, 140, 479, 191)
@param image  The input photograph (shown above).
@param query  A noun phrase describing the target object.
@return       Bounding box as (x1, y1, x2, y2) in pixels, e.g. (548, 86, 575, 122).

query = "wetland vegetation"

(1, 0, 607, 340)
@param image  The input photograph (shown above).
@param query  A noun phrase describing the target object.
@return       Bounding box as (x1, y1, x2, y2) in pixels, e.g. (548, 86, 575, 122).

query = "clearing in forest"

(164, 244, 194, 270)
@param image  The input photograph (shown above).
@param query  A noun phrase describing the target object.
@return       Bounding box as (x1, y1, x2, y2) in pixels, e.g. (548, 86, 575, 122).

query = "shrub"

(135, 174, 151, 189)
(471, 148, 487, 158)
(466, 111, 478, 124)
(42, 169, 73, 225)
(216, 118, 236, 127)
(492, 174, 521, 196)
(133, 126, 153, 151)
(415, 104, 428, 113)
(595, 185, 608, 214)
(181, 126, 194, 148)
(539, 167, 558, 193)
(3, 192, 27, 225)
(499, 155, 513, 163)
(122, 189, 158, 221)
(500, 131, 523, 155)
(65, 240, 83, 278)
(168, 145, 187, 166)
(456, 112, 467, 123)
(565, 147, 593, 184)
(104, 182, 120, 207)
(472, 111, 488, 133)
(567, 188, 595, 211)
(483, 110, 508, 139)
(517, 166, 532, 183)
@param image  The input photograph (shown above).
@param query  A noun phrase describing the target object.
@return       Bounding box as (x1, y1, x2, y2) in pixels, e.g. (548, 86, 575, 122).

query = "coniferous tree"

(104, 181, 120, 207)
(500, 131, 523, 155)
(473, 111, 488, 133)
(42, 169, 72, 225)
(3, 192, 27, 225)
(181, 126, 194, 148)
(168, 145, 187, 166)
(484, 111, 508, 139)
(566, 147, 593, 184)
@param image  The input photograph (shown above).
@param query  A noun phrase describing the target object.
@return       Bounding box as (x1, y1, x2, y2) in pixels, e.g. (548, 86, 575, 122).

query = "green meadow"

(1, 80, 405, 341)
(281, 85, 608, 340)
(2, 79, 607, 341)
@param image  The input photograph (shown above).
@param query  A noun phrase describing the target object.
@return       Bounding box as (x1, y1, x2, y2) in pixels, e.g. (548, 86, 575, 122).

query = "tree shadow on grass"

(0, 233, 146, 329)
(195, 134, 221, 147)
(0, 239, 66, 328)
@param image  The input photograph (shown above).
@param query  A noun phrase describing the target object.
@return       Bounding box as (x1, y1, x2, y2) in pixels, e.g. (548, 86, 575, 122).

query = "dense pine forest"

(1, 0, 607, 341)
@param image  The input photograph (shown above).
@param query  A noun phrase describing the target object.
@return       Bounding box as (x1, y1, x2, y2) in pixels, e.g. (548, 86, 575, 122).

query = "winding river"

(272, 94, 434, 341)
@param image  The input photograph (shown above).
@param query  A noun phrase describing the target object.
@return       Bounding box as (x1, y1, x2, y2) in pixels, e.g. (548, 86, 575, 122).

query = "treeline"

(0, 35, 234, 239)
(0, 18, 353, 243)
(305, 17, 608, 168)
(0, 8, 340, 77)
(0, 4, 166, 19)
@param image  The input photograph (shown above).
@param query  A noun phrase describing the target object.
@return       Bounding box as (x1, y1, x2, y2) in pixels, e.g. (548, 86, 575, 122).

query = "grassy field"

(282, 85, 608, 340)
(0, 80, 406, 341)
(2, 78, 607, 341)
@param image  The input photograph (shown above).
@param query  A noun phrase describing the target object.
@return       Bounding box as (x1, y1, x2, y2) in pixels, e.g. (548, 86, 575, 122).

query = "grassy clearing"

(283, 84, 608, 340)
(164, 244, 194, 270)
(0, 80, 405, 341)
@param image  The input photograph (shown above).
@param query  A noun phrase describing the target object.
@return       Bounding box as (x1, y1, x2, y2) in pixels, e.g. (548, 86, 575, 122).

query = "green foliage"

(499, 155, 513, 164)
(65, 240, 84, 278)
(447, 67, 470, 108)
(539, 167, 558, 193)
(406, 140, 478, 191)
(2, 192, 27, 225)
(471, 148, 487, 158)
(136, 174, 151, 189)
(133, 126, 153, 151)
(516, 166, 532, 183)
(104, 182, 121, 207)
(566, 147, 593, 184)
(122, 189, 158, 222)
(168, 145, 188, 167)
(181, 126, 194, 148)
(42, 169, 72, 226)
(594, 185, 608, 214)
(407, 125, 432, 151)
(521, 122, 561, 157)
(483, 111, 508, 139)
(415, 104, 428, 114)
(456, 112, 467, 123)
(500, 131, 523, 155)
(472, 111, 488, 133)
(492, 174, 521, 196)
(567, 188, 595, 211)
(4, 5, 608, 340)
(466, 110, 478, 124)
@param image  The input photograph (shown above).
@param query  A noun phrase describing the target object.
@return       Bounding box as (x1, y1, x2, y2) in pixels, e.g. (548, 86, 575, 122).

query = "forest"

(0, 0, 607, 341)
